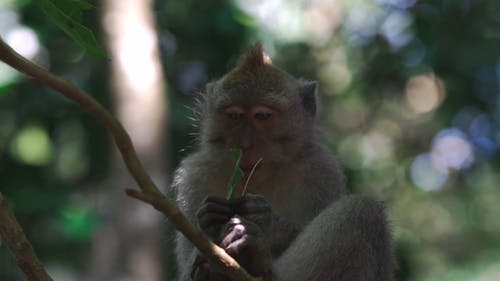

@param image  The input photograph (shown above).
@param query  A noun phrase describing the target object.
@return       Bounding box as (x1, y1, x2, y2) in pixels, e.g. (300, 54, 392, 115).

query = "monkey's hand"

(219, 216, 273, 279)
(231, 194, 273, 233)
(196, 196, 234, 240)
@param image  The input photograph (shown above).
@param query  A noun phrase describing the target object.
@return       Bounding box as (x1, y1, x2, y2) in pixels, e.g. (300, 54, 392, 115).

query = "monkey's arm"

(268, 214, 301, 257)
(273, 195, 395, 281)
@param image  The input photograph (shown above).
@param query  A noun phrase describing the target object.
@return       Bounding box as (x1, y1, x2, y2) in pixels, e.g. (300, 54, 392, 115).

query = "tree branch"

(0, 38, 260, 281)
(0, 193, 54, 281)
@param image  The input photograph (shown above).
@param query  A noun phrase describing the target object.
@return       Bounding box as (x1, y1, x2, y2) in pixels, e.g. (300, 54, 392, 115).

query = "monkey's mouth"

(239, 161, 264, 174)
(239, 163, 256, 173)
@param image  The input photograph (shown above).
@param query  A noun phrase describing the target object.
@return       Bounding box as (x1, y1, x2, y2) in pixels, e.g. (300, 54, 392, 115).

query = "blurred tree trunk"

(82, 0, 168, 280)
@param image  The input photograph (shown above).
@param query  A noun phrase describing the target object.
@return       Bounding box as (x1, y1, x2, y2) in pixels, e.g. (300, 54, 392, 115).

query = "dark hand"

(196, 196, 234, 240)
(231, 194, 273, 233)
(219, 216, 272, 278)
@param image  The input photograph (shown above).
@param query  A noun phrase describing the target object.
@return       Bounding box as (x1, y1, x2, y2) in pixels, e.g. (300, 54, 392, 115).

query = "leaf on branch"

(225, 148, 244, 200)
(34, 0, 106, 59)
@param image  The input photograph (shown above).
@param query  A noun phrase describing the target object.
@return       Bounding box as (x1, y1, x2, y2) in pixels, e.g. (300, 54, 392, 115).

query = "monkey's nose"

(238, 127, 254, 150)
(239, 140, 252, 150)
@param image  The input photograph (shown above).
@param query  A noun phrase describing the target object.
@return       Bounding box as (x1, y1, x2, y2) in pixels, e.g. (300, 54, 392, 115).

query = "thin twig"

(242, 158, 263, 196)
(0, 37, 260, 281)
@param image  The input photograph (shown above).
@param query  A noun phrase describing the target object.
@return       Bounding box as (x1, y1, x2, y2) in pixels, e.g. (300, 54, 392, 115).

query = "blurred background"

(1, 0, 500, 280)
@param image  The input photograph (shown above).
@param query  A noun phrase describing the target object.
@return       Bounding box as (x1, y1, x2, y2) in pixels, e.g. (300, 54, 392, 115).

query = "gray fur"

(172, 45, 395, 281)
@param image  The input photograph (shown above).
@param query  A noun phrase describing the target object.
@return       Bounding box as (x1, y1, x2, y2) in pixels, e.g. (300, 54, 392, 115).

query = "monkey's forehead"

(222, 62, 297, 87)
(212, 89, 296, 110)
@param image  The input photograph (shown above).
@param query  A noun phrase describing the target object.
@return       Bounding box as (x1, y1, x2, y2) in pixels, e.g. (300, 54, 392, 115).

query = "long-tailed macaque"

(172, 44, 395, 281)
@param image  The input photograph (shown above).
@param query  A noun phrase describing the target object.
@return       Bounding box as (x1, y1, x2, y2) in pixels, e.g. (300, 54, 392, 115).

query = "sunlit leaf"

(225, 148, 244, 200)
(232, 9, 256, 27)
(34, 0, 106, 58)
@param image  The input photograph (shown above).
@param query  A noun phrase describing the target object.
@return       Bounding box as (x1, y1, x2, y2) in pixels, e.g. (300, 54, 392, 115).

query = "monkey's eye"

(252, 105, 273, 121)
(254, 112, 272, 120)
(228, 112, 245, 120)
(225, 106, 245, 121)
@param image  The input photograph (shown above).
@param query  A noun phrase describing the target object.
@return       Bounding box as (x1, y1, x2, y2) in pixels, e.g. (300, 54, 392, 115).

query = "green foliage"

(59, 204, 98, 240)
(34, 0, 105, 58)
(225, 148, 244, 200)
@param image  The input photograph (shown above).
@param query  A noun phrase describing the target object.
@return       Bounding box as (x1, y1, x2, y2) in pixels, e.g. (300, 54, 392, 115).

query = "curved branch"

(0, 38, 259, 281)
(0, 193, 53, 281)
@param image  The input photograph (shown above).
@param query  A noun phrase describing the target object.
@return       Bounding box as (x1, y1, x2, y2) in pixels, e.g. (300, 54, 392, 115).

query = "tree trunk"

(82, 0, 168, 280)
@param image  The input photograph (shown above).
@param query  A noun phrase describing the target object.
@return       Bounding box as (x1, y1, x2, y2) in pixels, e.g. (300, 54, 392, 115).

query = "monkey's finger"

(220, 223, 246, 248)
(224, 235, 251, 257)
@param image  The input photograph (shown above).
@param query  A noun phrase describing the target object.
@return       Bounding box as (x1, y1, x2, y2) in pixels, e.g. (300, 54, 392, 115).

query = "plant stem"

(242, 158, 263, 196)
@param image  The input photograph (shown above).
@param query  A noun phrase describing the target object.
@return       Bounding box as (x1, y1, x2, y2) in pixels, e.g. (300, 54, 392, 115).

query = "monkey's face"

(197, 46, 317, 186)
(206, 96, 309, 185)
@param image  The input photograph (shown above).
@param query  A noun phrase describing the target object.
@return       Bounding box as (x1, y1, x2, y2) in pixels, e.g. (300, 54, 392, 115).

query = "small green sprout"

(225, 148, 244, 200)
(225, 148, 263, 199)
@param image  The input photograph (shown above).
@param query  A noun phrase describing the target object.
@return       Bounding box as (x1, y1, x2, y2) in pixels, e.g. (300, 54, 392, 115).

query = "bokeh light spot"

(236, 0, 305, 42)
(410, 153, 448, 191)
(405, 73, 446, 114)
(5, 26, 40, 59)
(59, 205, 98, 240)
(331, 94, 368, 129)
(53, 121, 89, 181)
(360, 130, 394, 164)
(380, 10, 413, 49)
(10, 125, 54, 166)
(431, 128, 474, 171)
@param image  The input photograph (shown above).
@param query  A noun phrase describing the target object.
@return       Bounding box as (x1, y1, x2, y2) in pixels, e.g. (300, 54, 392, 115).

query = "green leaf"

(51, 0, 93, 23)
(34, 0, 106, 59)
(225, 148, 244, 200)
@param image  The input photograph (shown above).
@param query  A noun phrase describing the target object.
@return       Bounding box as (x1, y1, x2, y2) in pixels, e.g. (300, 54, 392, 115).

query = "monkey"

(172, 44, 395, 281)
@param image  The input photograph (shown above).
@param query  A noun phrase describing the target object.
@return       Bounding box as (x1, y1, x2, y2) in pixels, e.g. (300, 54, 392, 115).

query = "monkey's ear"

(299, 80, 317, 116)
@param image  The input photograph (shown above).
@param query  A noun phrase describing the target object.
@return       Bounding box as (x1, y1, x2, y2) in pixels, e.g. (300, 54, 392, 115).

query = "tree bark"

(0, 193, 53, 281)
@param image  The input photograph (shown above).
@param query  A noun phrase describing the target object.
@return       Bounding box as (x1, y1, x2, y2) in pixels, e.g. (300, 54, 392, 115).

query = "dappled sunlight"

(102, 0, 166, 153)
(115, 25, 158, 92)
